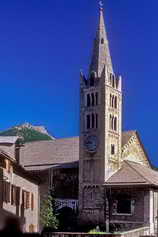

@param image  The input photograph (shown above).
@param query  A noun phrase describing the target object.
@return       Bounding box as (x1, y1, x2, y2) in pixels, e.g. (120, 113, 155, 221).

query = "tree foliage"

(40, 195, 59, 229)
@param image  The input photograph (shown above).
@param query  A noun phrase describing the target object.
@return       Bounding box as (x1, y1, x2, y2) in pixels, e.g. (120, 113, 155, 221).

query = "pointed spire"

(89, 2, 113, 77)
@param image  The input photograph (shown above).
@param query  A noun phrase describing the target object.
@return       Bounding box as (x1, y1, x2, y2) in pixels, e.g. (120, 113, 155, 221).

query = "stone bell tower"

(79, 3, 122, 225)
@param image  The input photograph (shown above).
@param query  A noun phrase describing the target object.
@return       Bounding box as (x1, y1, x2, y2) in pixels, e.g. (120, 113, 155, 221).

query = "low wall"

(44, 226, 150, 237)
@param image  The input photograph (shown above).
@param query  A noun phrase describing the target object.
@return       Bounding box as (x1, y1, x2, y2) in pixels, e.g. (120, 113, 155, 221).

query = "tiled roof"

(20, 137, 79, 169)
(24, 161, 79, 171)
(106, 160, 158, 186)
(20, 131, 140, 170)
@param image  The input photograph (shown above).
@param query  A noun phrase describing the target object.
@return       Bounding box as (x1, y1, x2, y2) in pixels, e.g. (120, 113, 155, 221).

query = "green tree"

(40, 194, 59, 230)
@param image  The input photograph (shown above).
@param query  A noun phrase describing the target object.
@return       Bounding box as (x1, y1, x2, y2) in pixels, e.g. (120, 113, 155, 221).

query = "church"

(0, 3, 158, 235)
(20, 4, 158, 234)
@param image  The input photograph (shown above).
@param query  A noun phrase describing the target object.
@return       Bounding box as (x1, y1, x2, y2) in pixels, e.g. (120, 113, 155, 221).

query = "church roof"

(122, 130, 136, 147)
(89, 4, 113, 76)
(20, 131, 139, 171)
(20, 137, 79, 170)
(106, 160, 158, 186)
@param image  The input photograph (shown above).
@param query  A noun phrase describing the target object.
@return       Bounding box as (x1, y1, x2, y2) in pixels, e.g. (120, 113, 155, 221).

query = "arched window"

(111, 144, 115, 155)
(87, 94, 91, 107)
(114, 117, 117, 131)
(92, 113, 95, 129)
(116, 79, 119, 89)
(95, 92, 98, 106)
(96, 114, 98, 129)
(114, 96, 117, 109)
(91, 93, 95, 106)
(90, 72, 95, 87)
(112, 95, 114, 108)
(110, 73, 113, 85)
(112, 76, 115, 88)
(109, 115, 112, 129)
(110, 94, 112, 107)
(110, 115, 113, 130)
(87, 115, 91, 129)
(101, 38, 104, 44)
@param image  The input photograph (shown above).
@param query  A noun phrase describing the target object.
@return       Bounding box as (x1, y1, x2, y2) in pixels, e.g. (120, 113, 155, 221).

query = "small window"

(90, 73, 95, 87)
(109, 115, 112, 130)
(112, 76, 115, 88)
(101, 38, 104, 44)
(87, 115, 91, 129)
(117, 195, 132, 214)
(112, 116, 114, 130)
(92, 113, 95, 129)
(91, 93, 95, 106)
(114, 96, 117, 109)
(96, 114, 98, 129)
(95, 92, 98, 106)
(112, 95, 114, 108)
(110, 94, 112, 107)
(111, 145, 115, 155)
(114, 117, 117, 131)
(87, 94, 91, 107)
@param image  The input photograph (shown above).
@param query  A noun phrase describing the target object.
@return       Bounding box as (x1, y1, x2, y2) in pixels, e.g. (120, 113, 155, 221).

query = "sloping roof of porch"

(106, 160, 158, 186)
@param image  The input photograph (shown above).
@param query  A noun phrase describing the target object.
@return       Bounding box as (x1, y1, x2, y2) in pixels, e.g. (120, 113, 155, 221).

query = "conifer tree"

(40, 194, 59, 229)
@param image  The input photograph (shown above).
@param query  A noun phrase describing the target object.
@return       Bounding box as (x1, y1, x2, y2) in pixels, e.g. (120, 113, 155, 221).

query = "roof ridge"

(122, 130, 137, 134)
(57, 136, 79, 140)
(124, 161, 152, 184)
(25, 136, 79, 144)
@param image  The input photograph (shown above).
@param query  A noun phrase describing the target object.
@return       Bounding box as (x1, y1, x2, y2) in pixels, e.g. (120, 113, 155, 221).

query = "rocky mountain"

(0, 123, 54, 143)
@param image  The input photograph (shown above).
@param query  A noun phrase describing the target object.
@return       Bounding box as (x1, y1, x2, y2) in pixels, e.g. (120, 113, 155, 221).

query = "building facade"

(0, 137, 39, 233)
(0, 4, 158, 235)
(78, 5, 158, 235)
(79, 4, 122, 225)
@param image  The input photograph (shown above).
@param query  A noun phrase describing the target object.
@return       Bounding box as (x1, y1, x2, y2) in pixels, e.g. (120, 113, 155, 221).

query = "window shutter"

(26, 192, 30, 209)
(16, 187, 20, 206)
(22, 190, 25, 208)
(3, 181, 6, 202)
(6, 182, 10, 203)
(11, 185, 17, 206)
(31, 193, 34, 211)
(11, 185, 14, 205)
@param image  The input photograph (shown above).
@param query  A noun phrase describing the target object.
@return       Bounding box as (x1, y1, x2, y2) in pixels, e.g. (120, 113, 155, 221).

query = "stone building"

(18, 5, 158, 235)
(78, 4, 158, 235)
(0, 4, 158, 236)
(0, 136, 39, 232)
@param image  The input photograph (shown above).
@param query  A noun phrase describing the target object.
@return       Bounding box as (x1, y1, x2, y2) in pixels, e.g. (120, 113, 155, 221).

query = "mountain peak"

(0, 123, 54, 143)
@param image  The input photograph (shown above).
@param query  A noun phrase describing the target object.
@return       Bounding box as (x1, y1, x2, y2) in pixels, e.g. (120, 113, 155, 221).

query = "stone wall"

(109, 188, 150, 232)
(43, 226, 150, 237)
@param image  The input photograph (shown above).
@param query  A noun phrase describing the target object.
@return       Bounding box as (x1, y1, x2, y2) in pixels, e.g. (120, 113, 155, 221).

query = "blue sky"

(0, 0, 158, 165)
